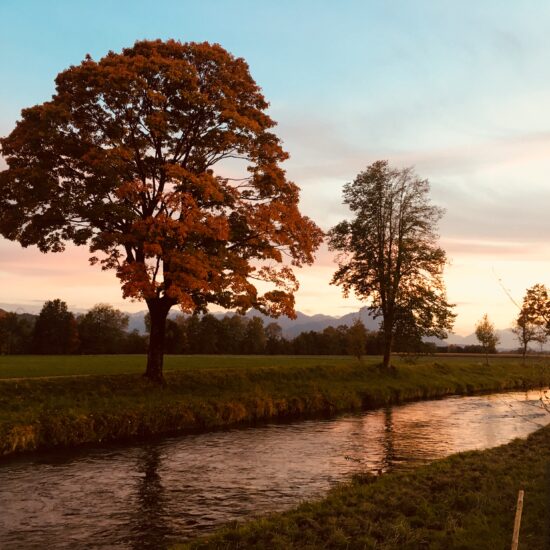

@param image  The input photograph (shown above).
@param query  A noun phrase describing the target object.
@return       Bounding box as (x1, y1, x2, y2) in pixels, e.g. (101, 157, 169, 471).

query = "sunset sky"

(2, 1, 550, 335)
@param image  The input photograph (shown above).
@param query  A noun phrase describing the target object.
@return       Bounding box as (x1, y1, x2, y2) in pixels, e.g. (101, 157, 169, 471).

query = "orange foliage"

(0, 40, 323, 320)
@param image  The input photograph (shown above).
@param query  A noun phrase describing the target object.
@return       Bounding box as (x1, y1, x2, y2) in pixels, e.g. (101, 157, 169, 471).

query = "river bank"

(180, 420, 550, 549)
(2, 355, 550, 457)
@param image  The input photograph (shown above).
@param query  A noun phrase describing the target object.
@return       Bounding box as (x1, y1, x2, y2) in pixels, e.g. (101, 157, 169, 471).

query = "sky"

(2, 1, 550, 335)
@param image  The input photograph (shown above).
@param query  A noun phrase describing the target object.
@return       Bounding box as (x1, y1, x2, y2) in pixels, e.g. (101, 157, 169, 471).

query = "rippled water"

(1, 389, 548, 549)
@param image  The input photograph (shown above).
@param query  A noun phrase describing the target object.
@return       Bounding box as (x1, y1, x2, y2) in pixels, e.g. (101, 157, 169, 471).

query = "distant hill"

(127, 307, 381, 338)
(437, 328, 527, 352)
(223, 307, 381, 338)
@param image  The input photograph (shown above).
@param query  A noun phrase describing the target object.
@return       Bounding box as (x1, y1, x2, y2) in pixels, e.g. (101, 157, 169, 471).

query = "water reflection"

(382, 407, 395, 472)
(129, 447, 169, 549)
(0, 389, 548, 549)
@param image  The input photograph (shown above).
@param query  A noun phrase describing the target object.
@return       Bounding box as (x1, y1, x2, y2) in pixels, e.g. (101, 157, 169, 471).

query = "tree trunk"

(382, 331, 392, 369)
(145, 297, 174, 383)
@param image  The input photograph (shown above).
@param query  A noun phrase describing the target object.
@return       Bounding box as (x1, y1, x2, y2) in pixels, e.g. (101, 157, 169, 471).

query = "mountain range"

(126, 307, 381, 338)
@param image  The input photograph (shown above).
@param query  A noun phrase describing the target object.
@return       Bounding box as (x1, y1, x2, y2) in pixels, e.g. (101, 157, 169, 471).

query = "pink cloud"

(442, 238, 549, 259)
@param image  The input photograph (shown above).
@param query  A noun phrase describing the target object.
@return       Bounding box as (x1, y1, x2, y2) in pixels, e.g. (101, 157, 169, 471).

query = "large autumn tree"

(0, 40, 322, 382)
(328, 161, 455, 368)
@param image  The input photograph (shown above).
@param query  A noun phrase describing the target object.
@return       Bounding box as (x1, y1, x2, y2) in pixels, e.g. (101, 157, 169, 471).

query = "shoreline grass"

(178, 422, 550, 549)
(1, 355, 550, 458)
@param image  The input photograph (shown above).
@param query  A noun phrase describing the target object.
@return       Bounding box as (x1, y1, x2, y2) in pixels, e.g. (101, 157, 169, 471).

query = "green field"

(2, 355, 550, 458)
(0, 354, 370, 378)
(0, 353, 540, 379)
(180, 421, 550, 549)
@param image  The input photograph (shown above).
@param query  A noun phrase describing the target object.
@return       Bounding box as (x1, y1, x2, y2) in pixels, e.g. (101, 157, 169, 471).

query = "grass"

(1, 355, 550, 457)
(178, 423, 550, 549)
(0, 354, 366, 378)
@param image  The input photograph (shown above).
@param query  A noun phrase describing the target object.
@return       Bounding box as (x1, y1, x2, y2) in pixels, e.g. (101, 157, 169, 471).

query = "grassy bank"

(180, 423, 550, 549)
(1, 355, 550, 457)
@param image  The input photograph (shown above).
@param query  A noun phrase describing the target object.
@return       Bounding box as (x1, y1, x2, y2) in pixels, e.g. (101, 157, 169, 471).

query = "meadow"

(0, 353, 542, 379)
(2, 354, 550, 458)
(0, 354, 370, 378)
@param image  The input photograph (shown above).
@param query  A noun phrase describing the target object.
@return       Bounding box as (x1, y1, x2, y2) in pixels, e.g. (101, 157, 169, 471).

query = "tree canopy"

(346, 318, 368, 360)
(512, 283, 550, 359)
(77, 304, 129, 354)
(0, 40, 322, 381)
(328, 161, 455, 368)
(520, 284, 550, 328)
(32, 299, 79, 354)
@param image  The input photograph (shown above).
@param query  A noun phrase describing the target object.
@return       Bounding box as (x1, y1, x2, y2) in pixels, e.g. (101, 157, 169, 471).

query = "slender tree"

(163, 318, 187, 354)
(512, 283, 550, 361)
(475, 313, 499, 365)
(346, 318, 368, 360)
(512, 311, 545, 362)
(0, 40, 322, 382)
(198, 314, 221, 354)
(244, 316, 267, 354)
(220, 315, 247, 354)
(328, 161, 454, 368)
(265, 321, 284, 354)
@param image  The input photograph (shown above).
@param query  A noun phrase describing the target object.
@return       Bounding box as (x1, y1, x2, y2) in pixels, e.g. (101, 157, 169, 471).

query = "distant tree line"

(0, 298, 457, 357)
(0, 300, 146, 355)
(11, 298, 544, 358)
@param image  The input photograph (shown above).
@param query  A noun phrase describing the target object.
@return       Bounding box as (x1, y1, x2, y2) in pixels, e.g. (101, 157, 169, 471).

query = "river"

(0, 388, 548, 548)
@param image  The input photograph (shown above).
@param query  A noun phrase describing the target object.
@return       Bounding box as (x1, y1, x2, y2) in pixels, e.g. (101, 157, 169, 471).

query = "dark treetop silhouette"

(0, 40, 323, 382)
(328, 161, 455, 368)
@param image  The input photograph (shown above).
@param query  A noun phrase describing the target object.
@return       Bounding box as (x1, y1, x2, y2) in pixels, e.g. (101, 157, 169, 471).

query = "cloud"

(277, 106, 550, 183)
(272, 107, 550, 246)
(442, 238, 550, 259)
